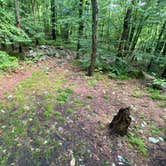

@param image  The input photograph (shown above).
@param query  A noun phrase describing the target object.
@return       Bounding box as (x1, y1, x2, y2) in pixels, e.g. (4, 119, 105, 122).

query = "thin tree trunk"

(117, 0, 134, 57)
(147, 20, 166, 71)
(126, 10, 138, 52)
(161, 67, 166, 79)
(87, 0, 98, 76)
(14, 0, 22, 53)
(130, 15, 149, 60)
(31, 0, 35, 17)
(76, 0, 84, 59)
(162, 42, 166, 55)
(51, 0, 56, 40)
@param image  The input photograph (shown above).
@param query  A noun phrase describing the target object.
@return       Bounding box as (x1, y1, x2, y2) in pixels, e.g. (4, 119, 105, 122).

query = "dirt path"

(0, 58, 58, 99)
(0, 58, 165, 166)
(0, 70, 33, 99)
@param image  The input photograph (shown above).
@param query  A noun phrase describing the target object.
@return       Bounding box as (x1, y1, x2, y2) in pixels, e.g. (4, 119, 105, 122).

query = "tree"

(14, 0, 22, 52)
(87, 0, 98, 76)
(147, 20, 166, 71)
(51, 0, 56, 40)
(76, 0, 84, 59)
(117, 0, 134, 57)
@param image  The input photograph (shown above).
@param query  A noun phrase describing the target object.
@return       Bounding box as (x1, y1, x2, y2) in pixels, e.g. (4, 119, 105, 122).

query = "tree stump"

(109, 107, 131, 136)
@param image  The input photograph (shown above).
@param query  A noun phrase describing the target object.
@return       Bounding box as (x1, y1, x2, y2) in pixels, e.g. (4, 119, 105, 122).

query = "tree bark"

(109, 107, 131, 136)
(130, 15, 149, 61)
(51, 0, 56, 40)
(161, 67, 166, 79)
(117, 0, 134, 57)
(76, 0, 84, 59)
(87, 0, 98, 76)
(147, 20, 166, 71)
(31, 0, 36, 17)
(14, 0, 22, 53)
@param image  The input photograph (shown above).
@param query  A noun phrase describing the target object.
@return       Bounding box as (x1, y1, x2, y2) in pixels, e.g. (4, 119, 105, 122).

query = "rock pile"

(25, 45, 76, 61)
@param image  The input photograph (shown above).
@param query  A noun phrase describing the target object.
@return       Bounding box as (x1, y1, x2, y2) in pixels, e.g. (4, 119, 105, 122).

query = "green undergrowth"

(0, 51, 18, 71)
(128, 132, 148, 156)
(146, 87, 166, 100)
(108, 72, 130, 80)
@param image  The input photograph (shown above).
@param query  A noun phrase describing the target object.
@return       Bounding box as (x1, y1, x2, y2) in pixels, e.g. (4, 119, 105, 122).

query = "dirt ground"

(0, 58, 165, 166)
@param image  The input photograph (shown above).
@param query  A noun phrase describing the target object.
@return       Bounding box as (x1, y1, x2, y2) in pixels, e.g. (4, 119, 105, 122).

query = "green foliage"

(108, 72, 129, 80)
(0, 51, 18, 70)
(57, 88, 74, 104)
(158, 101, 166, 107)
(153, 78, 166, 88)
(0, 9, 30, 45)
(54, 111, 62, 116)
(43, 103, 54, 118)
(66, 108, 74, 113)
(150, 125, 162, 135)
(129, 132, 148, 156)
(146, 87, 166, 100)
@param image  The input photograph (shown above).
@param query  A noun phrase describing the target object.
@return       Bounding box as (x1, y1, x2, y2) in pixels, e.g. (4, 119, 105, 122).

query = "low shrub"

(0, 51, 18, 70)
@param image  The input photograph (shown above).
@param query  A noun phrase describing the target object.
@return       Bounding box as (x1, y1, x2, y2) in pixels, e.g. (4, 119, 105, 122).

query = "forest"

(0, 0, 166, 165)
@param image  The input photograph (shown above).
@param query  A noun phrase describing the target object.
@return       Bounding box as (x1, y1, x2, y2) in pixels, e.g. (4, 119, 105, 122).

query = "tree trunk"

(161, 67, 166, 79)
(14, 0, 22, 53)
(127, 10, 138, 53)
(130, 15, 149, 59)
(87, 0, 98, 76)
(51, 0, 56, 40)
(31, 0, 35, 17)
(117, 0, 134, 57)
(109, 107, 131, 136)
(147, 20, 166, 71)
(76, 0, 84, 59)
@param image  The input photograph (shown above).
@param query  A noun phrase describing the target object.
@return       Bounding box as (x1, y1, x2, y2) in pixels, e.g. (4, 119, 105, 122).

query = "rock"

(148, 137, 160, 144)
(39, 55, 47, 61)
(25, 45, 76, 61)
(29, 50, 37, 58)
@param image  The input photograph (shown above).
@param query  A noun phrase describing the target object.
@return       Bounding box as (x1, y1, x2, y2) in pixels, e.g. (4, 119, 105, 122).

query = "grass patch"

(66, 108, 74, 113)
(43, 102, 54, 118)
(108, 72, 130, 80)
(129, 132, 148, 156)
(132, 91, 143, 98)
(158, 101, 166, 107)
(54, 111, 62, 116)
(146, 87, 166, 100)
(74, 99, 87, 108)
(93, 72, 105, 81)
(150, 124, 163, 135)
(87, 79, 97, 87)
(57, 88, 74, 104)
